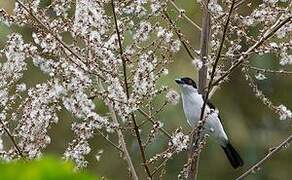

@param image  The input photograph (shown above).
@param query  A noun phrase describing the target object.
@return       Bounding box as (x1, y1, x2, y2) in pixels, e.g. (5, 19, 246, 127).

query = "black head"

(175, 77, 197, 89)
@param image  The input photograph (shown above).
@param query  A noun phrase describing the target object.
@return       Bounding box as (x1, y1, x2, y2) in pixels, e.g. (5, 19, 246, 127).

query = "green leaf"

(0, 156, 100, 180)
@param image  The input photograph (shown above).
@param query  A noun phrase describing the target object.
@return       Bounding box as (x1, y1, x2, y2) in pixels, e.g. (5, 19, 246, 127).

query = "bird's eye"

(188, 80, 192, 85)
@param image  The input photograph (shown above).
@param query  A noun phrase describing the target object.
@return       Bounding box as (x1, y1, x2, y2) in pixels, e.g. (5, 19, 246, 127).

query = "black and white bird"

(175, 77, 243, 169)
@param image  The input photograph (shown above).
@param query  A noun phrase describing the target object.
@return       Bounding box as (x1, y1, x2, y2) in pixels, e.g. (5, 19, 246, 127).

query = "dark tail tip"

(222, 142, 244, 169)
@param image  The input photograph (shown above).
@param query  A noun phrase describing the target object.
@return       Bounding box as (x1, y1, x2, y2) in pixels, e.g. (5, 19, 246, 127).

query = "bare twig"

(150, 158, 169, 177)
(111, 0, 152, 178)
(0, 119, 25, 160)
(244, 64, 292, 75)
(96, 129, 124, 153)
(169, 0, 202, 31)
(236, 134, 292, 180)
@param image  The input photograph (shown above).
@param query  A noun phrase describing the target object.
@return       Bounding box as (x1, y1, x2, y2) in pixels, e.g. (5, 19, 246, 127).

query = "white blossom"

(166, 90, 180, 105)
(16, 83, 26, 92)
(277, 105, 292, 120)
(169, 131, 189, 152)
(157, 27, 173, 43)
(192, 57, 203, 70)
(255, 73, 267, 80)
(133, 21, 152, 42)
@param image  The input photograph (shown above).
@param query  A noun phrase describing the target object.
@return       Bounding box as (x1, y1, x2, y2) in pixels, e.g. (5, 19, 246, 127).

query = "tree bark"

(187, 1, 210, 179)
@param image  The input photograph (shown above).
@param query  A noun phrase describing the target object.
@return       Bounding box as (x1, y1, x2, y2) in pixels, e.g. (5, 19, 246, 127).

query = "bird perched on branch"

(175, 77, 243, 168)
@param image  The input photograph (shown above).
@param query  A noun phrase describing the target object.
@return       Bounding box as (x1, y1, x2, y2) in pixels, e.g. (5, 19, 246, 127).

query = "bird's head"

(175, 77, 198, 94)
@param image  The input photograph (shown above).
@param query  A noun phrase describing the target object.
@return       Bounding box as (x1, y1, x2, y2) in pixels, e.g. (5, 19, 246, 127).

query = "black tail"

(222, 142, 244, 169)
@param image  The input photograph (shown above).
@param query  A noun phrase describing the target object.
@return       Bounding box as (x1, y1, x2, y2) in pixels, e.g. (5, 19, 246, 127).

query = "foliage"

(0, 156, 99, 180)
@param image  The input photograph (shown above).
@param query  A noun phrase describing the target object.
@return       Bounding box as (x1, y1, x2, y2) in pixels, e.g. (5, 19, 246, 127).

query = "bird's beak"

(175, 79, 183, 84)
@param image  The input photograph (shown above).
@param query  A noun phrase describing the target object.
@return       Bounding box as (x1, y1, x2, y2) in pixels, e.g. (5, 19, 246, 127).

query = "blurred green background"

(0, 0, 291, 179)
(0, 157, 98, 180)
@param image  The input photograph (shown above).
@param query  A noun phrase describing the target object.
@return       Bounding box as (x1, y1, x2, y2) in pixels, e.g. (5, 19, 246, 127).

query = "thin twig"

(96, 129, 124, 153)
(138, 109, 172, 138)
(244, 64, 292, 75)
(150, 158, 169, 177)
(211, 15, 292, 88)
(99, 82, 138, 180)
(111, 0, 152, 178)
(163, 11, 197, 60)
(0, 119, 25, 160)
(169, 0, 202, 31)
(236, 134, 292, 180)
(15, 0, 87, 71)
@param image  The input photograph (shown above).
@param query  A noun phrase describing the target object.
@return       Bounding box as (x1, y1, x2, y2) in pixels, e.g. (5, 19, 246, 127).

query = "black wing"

(206, 99, 223, 124)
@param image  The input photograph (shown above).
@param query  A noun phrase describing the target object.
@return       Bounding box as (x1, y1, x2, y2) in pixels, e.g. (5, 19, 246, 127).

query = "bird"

(175, 77, 243, 169)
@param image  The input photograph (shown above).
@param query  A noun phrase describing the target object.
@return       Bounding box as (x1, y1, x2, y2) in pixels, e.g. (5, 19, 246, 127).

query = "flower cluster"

(277, 105, 292, 120)
(166, 90, 180, 105)
(169, 130, 189, 153)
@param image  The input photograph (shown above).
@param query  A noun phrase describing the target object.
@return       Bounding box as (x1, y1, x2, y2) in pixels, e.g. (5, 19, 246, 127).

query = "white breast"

(180, 88, 228, 145)
(181, 92, 203, 126)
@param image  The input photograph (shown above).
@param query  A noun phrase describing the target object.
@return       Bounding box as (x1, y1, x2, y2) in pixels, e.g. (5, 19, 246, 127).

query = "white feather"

(179, 84, 228, 146)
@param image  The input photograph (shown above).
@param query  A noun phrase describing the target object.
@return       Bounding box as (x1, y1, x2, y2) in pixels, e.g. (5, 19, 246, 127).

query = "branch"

(98, 82, 138, 180)
(236, 134, 292, 180)
(163, 11, 197, 60)
(169, 0, 202, 31)
(211, 15, 292, 88)
(108, 104, 139, 180)
(96, 129, 124, 153)
(0, 119, 25, 160)
(244, 64, 292, 75)
(111, 0, 152, 178)
(186, 0, 211, 178)
(15, 0, 88, 71)
(137, 109, 172, 138)
(187, 1, 236, 179)
(198, 0, 211, 94)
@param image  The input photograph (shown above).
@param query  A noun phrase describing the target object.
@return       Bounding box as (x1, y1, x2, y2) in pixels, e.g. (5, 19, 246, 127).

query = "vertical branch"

(187, 1, 210, 179)
(187, 0, 236, 179)
(111, 0, 152, 178)
(198, 0, 210, 94)
(98, 82, 138, 180)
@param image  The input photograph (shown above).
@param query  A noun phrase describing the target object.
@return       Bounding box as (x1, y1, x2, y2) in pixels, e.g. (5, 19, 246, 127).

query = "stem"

(211, 15, 291, 88)
(99, 82, 138, 180)
(111, 0, 152, 178)
(187, 0, 211, 179)
(170, 0, 202, 31)
(138, 109, 171, 138)
(108, 105, 139, 180)
(0, 119, 25, 160)
(198, 0, 210, 94)
(236, 134, 292, 180)
(187, 1, 236, 179)
(96, 129, 124, 153)
(163, 11, 197, 60)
